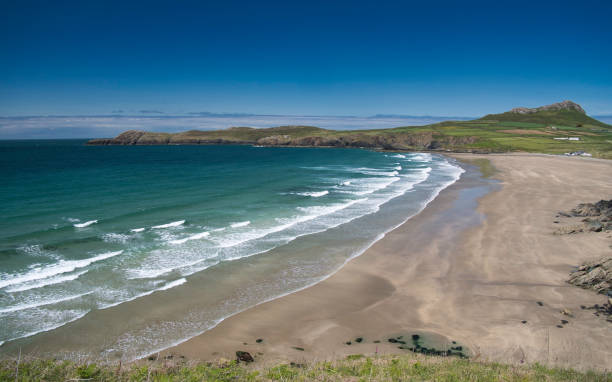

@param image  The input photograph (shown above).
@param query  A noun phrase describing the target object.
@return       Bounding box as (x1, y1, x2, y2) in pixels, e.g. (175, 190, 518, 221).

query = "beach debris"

(355, 337, 363, 343)
(560, 308, 573, 317)
(537, 301, 544, 306)
(256, 338, 263, 343)
(345, 341, 352, 345)
(235, 351, 254, 363)
(292, 346, 305, 351)
(556, 325, 564, 328)
(521, 320, 527, 324)
(561, 319, 569, 324)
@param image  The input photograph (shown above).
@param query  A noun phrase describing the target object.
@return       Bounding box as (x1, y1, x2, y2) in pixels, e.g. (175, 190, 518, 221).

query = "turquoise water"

(0, 141, 463, 358)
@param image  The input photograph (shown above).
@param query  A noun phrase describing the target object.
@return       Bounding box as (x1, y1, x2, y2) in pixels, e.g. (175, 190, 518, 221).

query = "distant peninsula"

(88, 101, 612, 158)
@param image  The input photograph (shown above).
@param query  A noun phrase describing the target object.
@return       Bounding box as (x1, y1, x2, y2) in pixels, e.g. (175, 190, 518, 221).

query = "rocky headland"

(86, 101, 612, 158)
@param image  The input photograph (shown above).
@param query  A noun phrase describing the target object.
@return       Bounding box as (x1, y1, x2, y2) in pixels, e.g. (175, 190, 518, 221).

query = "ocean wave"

(5, 270, 88, 293)
(359, 170, 399, 177)
(152, 220, 185, 229)
(169, 231, 210, 245)
(0, 291, 93, 314)
(0, 309, 91, 345)
(340, 177, 400, 196)
(213, 198, 366, 249)
(131, 228, 145, 233)
(0, 250, 123, 289)
(100, 278, 187, 309)
(158, 278, 186, 291)
(73, 220, 97, 228)
(409, 153, 432, 162)
(294, 190, 329, 197)
(230, 221, 251, 228)
(391, 154, 406, 158)
(341, 181, 351, 186)
(102, 233, 131, 244)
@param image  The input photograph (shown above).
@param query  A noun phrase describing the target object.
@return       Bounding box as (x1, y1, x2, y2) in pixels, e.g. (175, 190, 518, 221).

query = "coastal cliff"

(88, 127, 478, 151)
(87, 101, 612, 157)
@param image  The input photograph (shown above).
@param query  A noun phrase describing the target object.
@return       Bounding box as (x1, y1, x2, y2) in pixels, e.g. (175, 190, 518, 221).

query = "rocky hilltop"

(510, 100, 585, 115)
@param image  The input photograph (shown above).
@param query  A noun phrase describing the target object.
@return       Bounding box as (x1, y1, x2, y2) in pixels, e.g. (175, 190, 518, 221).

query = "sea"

(0, 140, 464, 360)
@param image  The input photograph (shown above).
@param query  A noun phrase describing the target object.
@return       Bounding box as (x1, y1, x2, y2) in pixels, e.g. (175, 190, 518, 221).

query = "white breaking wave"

(230, 221, 251, 228)
(131, 228, 145, 233)
(394, 166, 402, 170)
(341, 181, 351, 186)
(169, 231, 210, 245)
(391, 154, 406, 158)
(0, 291, 93, 314)
(294, 190, 329, 197)
(214, 198, 367, 249)
(0, 250, 123, 289)
(152, 220, 185, 229)
(73, 220, 97, 228)
(350, 177, 400, 195)
(5, 270, 88, 293)
(158, 278, 186, 291)
(100, 278, 187, 309)
(409, 153, 432, 162)
(359, 169, 399, 177)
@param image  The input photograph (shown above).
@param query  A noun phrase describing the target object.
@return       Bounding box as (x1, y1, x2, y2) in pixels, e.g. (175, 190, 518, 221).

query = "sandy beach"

(167, 154, 612, 371)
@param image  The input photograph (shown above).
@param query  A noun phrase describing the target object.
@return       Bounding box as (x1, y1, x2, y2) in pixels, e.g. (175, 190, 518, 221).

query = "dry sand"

(169, 154, 612, 371)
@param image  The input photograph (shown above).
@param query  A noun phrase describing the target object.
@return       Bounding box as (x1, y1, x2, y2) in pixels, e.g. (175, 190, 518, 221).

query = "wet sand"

(168, 154, 612, 370)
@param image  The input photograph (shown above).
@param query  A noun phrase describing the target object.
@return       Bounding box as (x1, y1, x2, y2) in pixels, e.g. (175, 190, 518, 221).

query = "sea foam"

(0, 250, 123, 289)
(73, 220, 97, 228)
(152, 220, 185, 229)
(230, 221, 251, 228)
(169, 231, 210, 245)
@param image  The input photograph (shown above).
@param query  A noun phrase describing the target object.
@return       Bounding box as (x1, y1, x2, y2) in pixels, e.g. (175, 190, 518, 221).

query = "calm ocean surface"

(0, 141, 463, 359)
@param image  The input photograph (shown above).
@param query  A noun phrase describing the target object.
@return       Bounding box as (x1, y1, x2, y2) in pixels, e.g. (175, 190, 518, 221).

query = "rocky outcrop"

(510, 100, 585, 115)
(235, 351, 254, 363)
(554, 199, 612, 234)
(572, 200, 612, 219)
(568, 256, 611, 296)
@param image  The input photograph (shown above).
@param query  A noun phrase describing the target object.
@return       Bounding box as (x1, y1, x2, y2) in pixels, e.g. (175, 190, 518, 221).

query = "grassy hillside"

(89, 102, 612, 159)
(2, 354, 610, 382)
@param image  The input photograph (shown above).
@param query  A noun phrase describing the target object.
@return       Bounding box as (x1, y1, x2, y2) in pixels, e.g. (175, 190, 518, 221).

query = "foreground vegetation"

(1, 354, 609, 381)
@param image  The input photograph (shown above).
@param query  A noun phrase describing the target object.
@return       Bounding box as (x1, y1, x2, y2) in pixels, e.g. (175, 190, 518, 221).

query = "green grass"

(1, 354, 609, 381)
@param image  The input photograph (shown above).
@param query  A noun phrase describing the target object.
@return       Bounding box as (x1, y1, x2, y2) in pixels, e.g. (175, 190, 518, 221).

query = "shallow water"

(0, 141, 463, 359)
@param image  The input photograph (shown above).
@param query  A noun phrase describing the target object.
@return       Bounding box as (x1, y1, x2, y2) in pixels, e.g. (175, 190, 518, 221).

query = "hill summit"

(510, 100, 585, 115)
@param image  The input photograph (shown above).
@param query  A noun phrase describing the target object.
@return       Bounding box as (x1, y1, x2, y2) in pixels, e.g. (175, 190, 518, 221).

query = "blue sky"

(1, 0, 611, 119)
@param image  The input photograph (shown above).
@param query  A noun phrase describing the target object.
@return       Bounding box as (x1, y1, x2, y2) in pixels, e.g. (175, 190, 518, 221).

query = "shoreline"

(164, 153, 611, 370)
(0, 150, 461, 361)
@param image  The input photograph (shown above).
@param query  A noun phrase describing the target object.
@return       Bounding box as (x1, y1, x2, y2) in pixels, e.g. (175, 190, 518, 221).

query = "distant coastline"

(85, 101, 612, 159)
